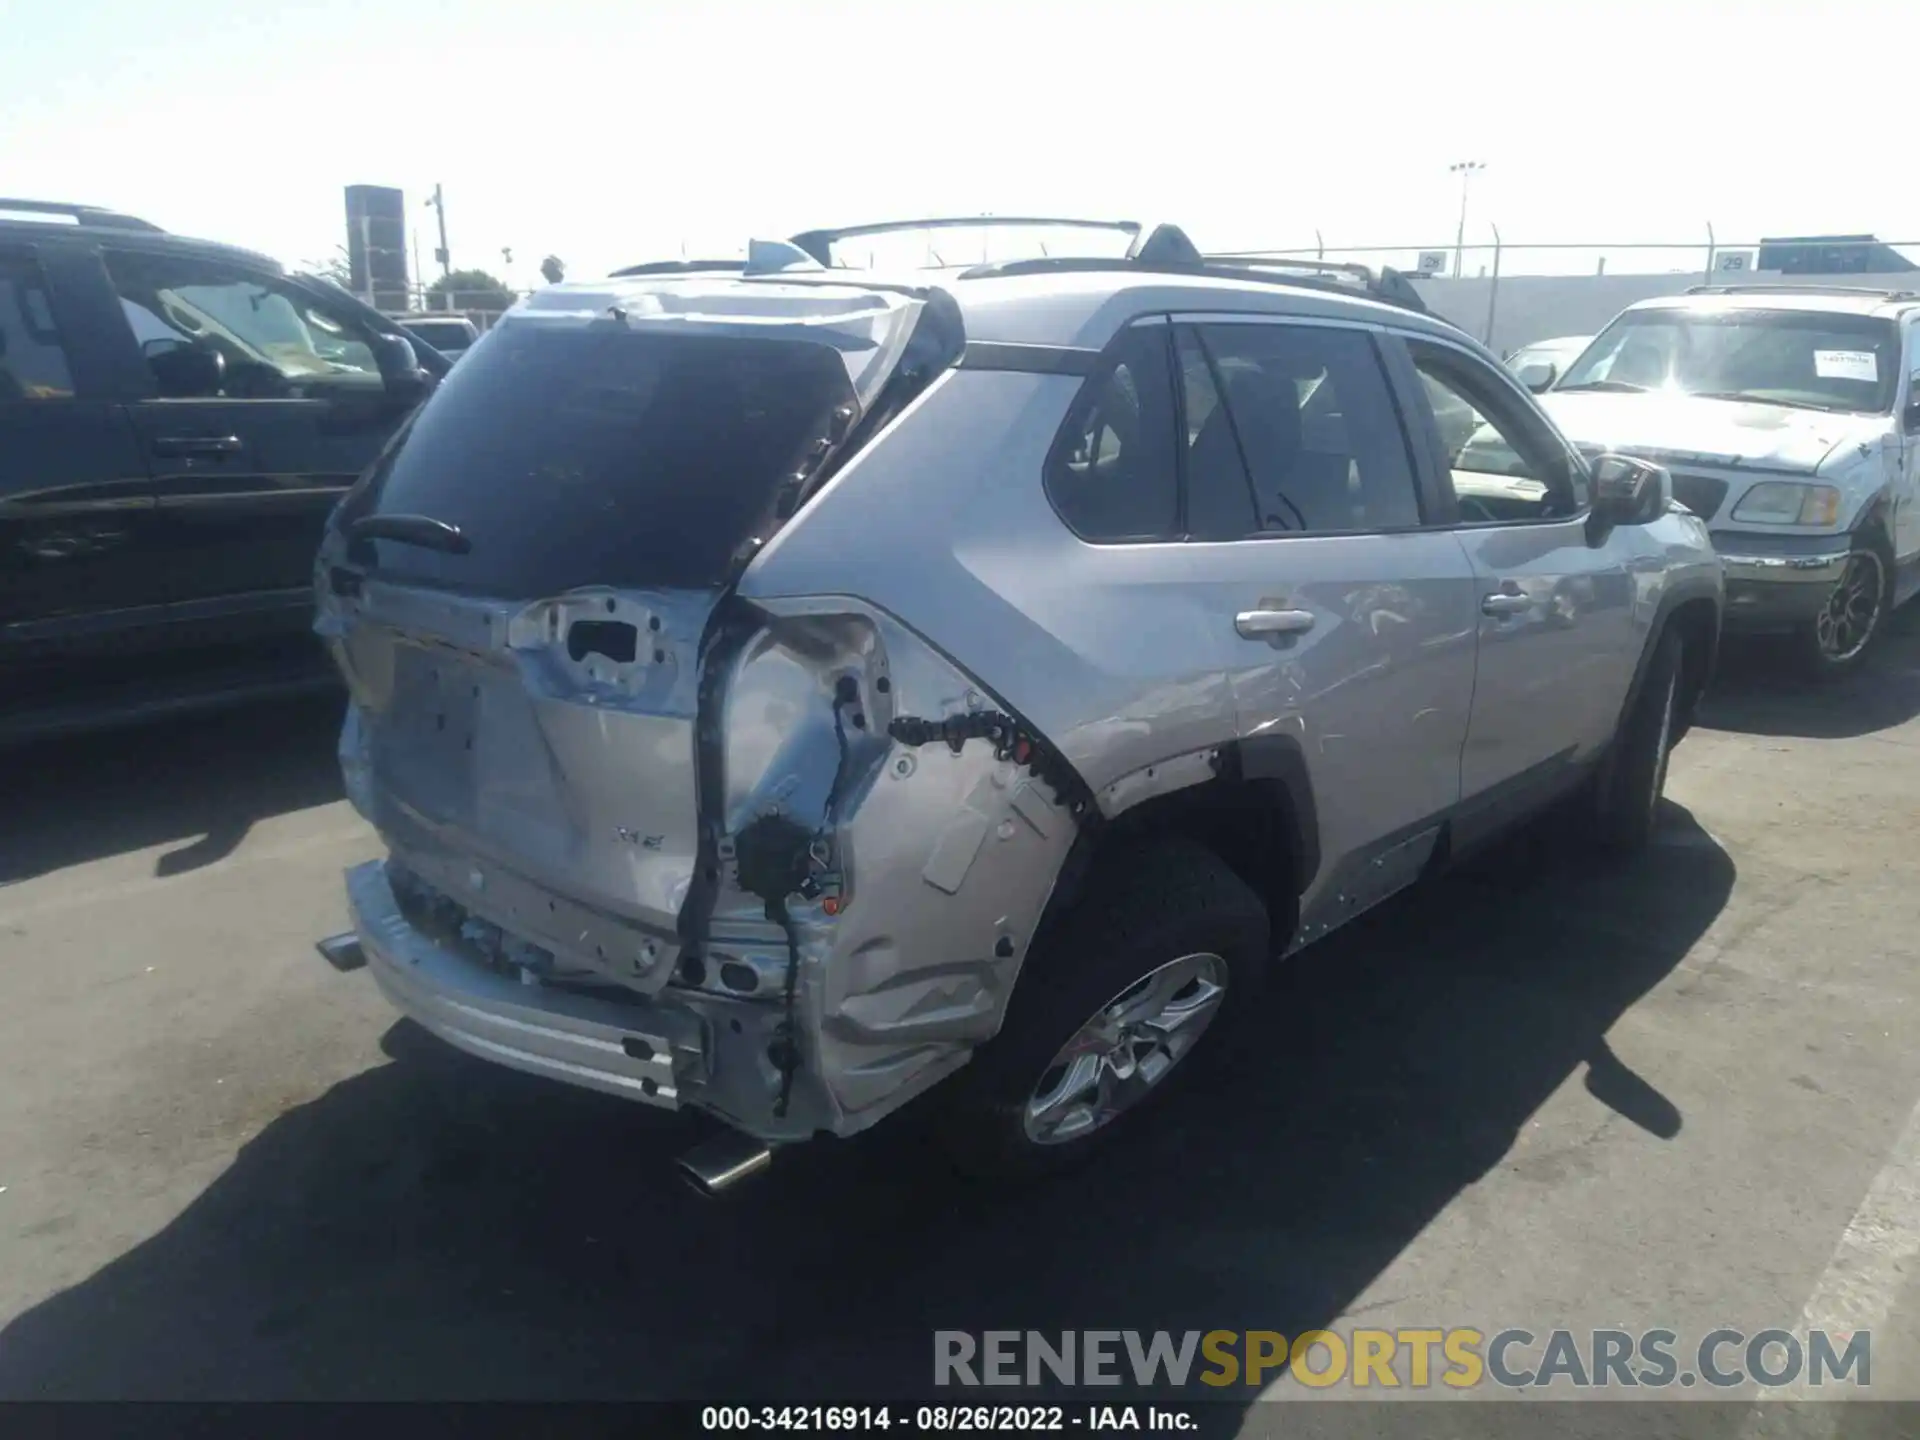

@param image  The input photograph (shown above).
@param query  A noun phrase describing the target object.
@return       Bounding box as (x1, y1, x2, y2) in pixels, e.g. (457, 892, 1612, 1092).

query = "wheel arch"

(1036, 735, 1317, 959)
(1619, 580, 1722, 743)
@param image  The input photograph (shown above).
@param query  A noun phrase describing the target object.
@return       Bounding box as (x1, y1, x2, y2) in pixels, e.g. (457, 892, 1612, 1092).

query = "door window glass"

(0, 257, 75, 401)
(104, 249, 382, 399)
(1176, 326, 1257, 540)
(1411, 344, 1587, 523)
(1180, 322, 1422, 534)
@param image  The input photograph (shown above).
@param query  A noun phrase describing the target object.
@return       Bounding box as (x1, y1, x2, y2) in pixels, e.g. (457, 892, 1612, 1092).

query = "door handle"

(1235, 608, 1316, 638)
(1481, 591, 1532, 617)
(153, 435, 243, 457)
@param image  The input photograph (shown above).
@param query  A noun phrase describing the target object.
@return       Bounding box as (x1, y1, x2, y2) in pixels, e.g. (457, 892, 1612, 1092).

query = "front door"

(100, 246, 408, 639)
(1399, 335, 1639, 843)
(0, 244, 164, 689)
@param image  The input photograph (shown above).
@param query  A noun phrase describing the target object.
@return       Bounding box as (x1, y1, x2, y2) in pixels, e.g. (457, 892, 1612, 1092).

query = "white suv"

(1544, 285, 1920, 676)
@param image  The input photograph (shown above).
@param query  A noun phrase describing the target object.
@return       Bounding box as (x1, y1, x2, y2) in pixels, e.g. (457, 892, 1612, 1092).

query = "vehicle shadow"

(0, 804, 1733, 1415)
(1698, 603, 1920, 741)
(0, 697, 347, 886)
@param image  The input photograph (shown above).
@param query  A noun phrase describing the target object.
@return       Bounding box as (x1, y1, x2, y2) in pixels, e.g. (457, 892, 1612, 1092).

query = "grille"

(1667, 473, 1730, 521)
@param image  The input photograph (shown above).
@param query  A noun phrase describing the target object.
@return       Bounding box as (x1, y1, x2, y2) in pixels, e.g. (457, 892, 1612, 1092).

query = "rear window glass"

(348, 322, 856, 596)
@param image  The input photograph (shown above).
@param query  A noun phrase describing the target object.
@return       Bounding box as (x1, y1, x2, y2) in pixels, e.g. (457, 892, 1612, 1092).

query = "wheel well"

(1666, 596, 1719, 734)
(1043, 777, 1302, 951)
(1854, 509, 1897, 597)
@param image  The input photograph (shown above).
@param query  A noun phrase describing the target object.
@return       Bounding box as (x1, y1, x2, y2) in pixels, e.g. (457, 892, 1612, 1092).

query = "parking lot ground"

(1, 614, 1918, 1430)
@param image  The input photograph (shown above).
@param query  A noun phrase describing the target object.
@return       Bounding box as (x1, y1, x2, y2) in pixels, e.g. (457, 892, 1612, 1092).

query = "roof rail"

(1684, 283, 1920, 301)
(605, 218, 1428, 316)
(0, 198, 164, 232)
(955, 252, 1431, 316)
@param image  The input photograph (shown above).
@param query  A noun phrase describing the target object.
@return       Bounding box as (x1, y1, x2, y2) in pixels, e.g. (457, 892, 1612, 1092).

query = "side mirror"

(371, 331, 432, 403)
(1905, 375, 1920, 432)
(1517, 361, 1558, 393)
(1590, 454, 1671, 528)
(145, 340, 225, 398)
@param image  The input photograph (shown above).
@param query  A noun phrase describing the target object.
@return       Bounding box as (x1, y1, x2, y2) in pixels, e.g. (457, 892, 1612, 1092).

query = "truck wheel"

(1795, 534, 1892, 680)
(940, 837, 1270, 1179)
(1591, 628, 1685, 856)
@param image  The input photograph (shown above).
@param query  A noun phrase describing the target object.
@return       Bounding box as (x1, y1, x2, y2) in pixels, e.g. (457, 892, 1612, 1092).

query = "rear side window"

(0, 256, 75, 401)
(1044, 325, 1179, 542)
(349, 321, 857, 596)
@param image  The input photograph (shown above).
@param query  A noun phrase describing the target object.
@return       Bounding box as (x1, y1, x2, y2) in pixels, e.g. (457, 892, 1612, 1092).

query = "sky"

(4, 0, 1917, 288)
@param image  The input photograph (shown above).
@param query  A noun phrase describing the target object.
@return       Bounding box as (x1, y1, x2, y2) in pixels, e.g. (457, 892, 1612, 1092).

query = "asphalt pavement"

(2, 614, 1918, 1433)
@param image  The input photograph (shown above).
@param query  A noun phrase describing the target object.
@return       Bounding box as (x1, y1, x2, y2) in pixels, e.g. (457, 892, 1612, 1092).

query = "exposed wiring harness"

(887, 710, 1094, 819)
(735, 676, 862, 1119)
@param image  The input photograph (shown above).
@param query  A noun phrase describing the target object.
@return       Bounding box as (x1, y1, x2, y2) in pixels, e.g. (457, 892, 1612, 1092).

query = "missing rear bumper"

(344, 859, 699, 1110)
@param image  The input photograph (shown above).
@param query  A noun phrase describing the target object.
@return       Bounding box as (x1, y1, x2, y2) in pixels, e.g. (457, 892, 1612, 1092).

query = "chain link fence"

(1214, 234, 1920, 281)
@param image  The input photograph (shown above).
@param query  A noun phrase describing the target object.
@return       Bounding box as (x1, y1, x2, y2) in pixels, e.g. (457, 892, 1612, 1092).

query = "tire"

(1794, 532, 1893, 681)
(939, 836, 1270, 1179)
(1591, 627, 1684, 856)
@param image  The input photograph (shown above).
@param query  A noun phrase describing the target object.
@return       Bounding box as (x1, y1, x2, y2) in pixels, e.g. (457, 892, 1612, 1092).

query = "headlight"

(1730, 481, 1841, 526)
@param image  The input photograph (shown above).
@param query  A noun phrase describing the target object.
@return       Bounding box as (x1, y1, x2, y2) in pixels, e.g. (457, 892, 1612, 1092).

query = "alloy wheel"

(1022, 952, 1228, 1146)
(1814, 551, 1886, 664)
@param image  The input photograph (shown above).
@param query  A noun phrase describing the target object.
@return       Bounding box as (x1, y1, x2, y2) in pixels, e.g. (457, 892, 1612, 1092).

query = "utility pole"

(1449, 161, 1485, 279)
(424, 184, 452, 303)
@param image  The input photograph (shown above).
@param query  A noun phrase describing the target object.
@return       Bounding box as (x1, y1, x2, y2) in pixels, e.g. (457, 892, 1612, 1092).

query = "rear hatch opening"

(317, 270, 965, 1003)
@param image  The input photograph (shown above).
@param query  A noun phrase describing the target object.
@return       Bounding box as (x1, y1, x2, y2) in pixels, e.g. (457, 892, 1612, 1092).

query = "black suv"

(0, 199, 449, 743)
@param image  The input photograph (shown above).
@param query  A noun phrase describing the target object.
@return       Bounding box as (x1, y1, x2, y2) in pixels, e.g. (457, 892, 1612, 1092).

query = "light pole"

(424, 184, 452, 299)
(1449, 161, 1485, 279)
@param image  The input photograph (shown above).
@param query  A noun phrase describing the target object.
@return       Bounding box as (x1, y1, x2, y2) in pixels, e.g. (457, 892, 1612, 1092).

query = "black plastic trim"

(958, 341, 1101, 376)
(1230, 735, 1322, 897)
(1612, 579, 1724, 743)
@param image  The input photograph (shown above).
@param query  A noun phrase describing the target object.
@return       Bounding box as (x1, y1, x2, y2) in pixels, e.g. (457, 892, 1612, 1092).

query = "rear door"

(1397, 334, 1637, 843)
(1160, 315, 1480, 939)
(100, 245, 409, 636)
(0, 242, 163, 683)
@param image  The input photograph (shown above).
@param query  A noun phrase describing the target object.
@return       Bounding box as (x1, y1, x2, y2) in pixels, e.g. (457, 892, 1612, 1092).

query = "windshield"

(1556, 308, 1899, 413)
(341, 320, 858, 597)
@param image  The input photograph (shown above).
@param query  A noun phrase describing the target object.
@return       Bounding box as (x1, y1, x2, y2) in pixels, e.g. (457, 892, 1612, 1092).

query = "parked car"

(1543, 285, 1920, 675)
(0, 199, 449, 743)
(390, 312, 481, 361)
(1505, 334, 1592, 392)
(314, 217, 1722, 1189)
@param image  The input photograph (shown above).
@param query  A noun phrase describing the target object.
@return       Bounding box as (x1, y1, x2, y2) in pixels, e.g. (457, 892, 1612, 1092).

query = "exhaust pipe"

(316, 932, 366, 972)
(678, 1128, 774, 1195)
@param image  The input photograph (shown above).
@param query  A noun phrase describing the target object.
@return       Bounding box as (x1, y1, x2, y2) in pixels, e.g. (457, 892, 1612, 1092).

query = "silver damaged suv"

(314, 218, 1724, 1186)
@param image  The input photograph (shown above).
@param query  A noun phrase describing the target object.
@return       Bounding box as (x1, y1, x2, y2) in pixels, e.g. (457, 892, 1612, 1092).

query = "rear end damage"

(325, 583, 1084, 1146)
(314, 270, 1090, 1158)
